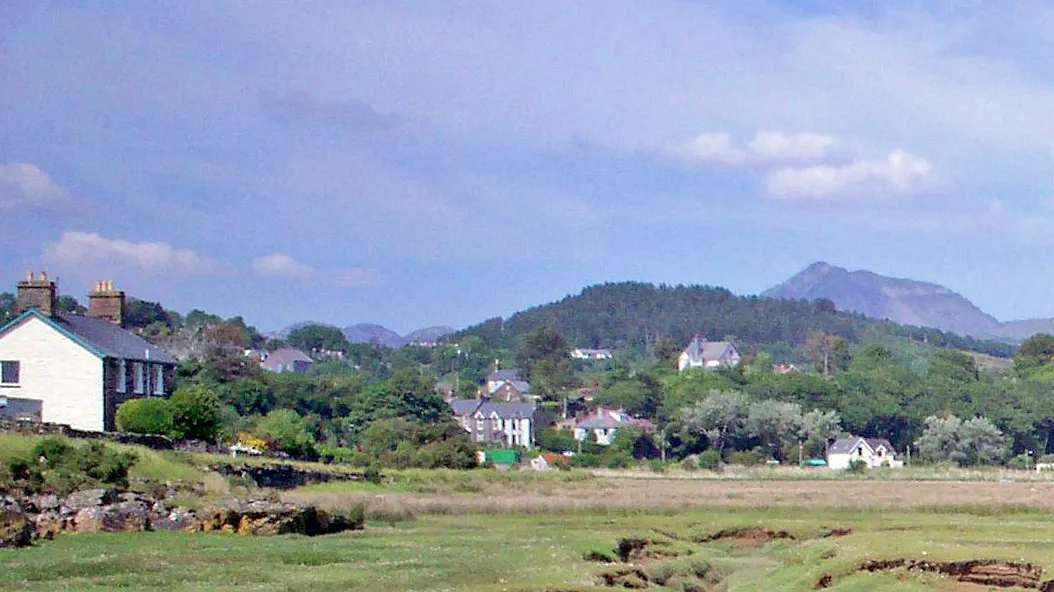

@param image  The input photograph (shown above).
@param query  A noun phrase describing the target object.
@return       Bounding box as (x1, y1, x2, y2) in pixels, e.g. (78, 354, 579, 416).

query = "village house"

(574, 406, 652, 446)
(260, 348, 313, 374)
(486, 368, 533, 402)
(677, 335, 741, 372)
(570, 348, 614, 361)
(451, 398, 540, 448)
(827, 436, 903, 469)
(0, 273, 178, 432)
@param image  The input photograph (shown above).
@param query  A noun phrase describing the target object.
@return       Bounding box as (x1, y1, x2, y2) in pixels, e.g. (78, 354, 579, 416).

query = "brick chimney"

(15, 271, 58, 316)
(88, 280, 125, 326)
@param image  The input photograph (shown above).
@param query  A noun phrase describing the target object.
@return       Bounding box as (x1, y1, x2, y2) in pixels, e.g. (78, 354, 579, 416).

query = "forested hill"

(456, 282, 1016, 358)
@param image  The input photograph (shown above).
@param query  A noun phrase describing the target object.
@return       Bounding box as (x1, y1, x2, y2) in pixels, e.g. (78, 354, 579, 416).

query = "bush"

(698, 449, 722, 471)
(680, 457, 698, 472)
(847, 459, 868, 474)
(255, 409, 317, 458)
(605, 453, 633, 469)
(169, 385, 223, 441)
(1008, 454, 1032, 470)
(728, 448, 767, 467)
(115, 397, 175, 436)
(568, 453, 601, 468)
(363, 464, 383, 484)
(647, 459, 666, 473)
(8, 438, 138, 494)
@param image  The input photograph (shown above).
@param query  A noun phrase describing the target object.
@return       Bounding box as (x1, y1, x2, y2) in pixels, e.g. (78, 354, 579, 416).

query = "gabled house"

(827, 436, 903, 469)
(486, 368, 532, 402)
(260, 348, 313, 374)
(677, 335, 741, 372)
(0, 273, 178, 432)
(574, 407, 653, 446)
(451, 399, 540, 448)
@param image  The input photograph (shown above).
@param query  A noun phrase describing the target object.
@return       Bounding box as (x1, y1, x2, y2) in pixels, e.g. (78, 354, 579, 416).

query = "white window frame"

(134, 362, 145, 394)
(1, 361, 20, 386)
(116, 360, 126, 393)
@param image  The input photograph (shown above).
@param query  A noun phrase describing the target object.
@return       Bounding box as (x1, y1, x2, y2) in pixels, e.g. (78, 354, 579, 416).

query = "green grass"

(5, 507, 1054, 591)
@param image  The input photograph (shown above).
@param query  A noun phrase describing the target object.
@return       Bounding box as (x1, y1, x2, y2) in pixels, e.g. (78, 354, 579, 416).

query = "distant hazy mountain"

(761, 262, 1002, 338)
(341, 323, 454, 348)
(403, 326, 456, 344)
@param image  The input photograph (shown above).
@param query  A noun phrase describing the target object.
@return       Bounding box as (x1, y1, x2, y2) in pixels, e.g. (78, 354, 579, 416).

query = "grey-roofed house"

(827, 435, 902, 469)
(677, 335, 741, 372)
(261, 348, 314, 374)
(574, 407, 653, 446)
(0, 273, 178, 432)
(451, 398, 541, 448)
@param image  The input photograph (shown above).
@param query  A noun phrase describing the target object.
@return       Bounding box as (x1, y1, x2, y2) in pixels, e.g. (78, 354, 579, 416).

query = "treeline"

(455, 282, 1015, 358)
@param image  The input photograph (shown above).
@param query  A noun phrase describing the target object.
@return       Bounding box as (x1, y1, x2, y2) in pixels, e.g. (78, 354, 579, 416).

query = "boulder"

(62, 489, 118, 511)
(72, 502, 150, 533)
(33, 511, 67, 540)
(0, 498, 32, 548)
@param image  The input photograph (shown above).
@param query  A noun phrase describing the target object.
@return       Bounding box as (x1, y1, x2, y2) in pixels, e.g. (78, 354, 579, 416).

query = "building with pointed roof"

(827, 435, 902, 469)
(677, 335, 741, 372)
(0, 273, 177, 432)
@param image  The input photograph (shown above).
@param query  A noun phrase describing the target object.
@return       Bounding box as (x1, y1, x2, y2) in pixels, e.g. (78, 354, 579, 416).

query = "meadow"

(6, 434, 1054, 590)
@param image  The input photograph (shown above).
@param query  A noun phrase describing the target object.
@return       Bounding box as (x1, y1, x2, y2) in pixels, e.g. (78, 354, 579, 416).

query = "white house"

(574, 407, 652, 446)
(827, 436, 903, 469)
(677, 335, 741, 372)
(451, 399, 539, 448)
(570, 348, 614, 361)
(0, 273, 177, 432)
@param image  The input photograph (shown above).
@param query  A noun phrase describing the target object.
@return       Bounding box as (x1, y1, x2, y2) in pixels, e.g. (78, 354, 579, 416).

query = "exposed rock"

(0, 501, 32, 548)
(207, 463, 361, 490)
(62, 488, 118, 510)
(857, 558, 1044, 589)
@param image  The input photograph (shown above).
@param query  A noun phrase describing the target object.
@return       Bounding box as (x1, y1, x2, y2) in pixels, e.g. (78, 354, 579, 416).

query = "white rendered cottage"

(0, 273, 177, 432)
(677, 335, 741, 372)
(827, 436, 903, 469)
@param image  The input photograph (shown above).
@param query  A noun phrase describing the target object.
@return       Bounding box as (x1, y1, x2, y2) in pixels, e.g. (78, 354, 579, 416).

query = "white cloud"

(0, 163, 72, 211)
(43, 232, 227, 274)
(669, 131, 839, 166)
(252, 253, 314, 278)
(764, 150, 937, 200)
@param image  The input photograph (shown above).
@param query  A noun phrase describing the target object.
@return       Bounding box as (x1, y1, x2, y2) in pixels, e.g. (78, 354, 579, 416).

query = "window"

(134, 362, 145, 394)
(1, 361, 19, 385)
(116, 360, 126, 393)
(153, 365, 164, 395)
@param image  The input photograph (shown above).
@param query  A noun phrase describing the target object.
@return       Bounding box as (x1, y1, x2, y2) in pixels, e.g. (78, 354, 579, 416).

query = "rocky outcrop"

(207, 463, 362, 489)
(0, 489, 363, 548)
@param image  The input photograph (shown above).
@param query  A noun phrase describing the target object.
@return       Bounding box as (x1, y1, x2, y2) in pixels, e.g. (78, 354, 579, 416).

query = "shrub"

(255, 409, 316, 458)
(647, 459, 667, 473)
(363, 464, 383, 484)
(605, 453, 633, 469)
(10, 439, 137, 494)
(728, 448, 767, 467)
(680, 457, 698, 472)
(847, 459, 868, 474)
(169, 385, 223, 441)
(697, 449, 721, 471)
(116, 397, 175, 436)
(568, 453, 601, 468)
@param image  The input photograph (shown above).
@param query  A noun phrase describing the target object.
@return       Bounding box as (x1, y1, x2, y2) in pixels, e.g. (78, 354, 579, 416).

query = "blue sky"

(3, 1, 1054, 333)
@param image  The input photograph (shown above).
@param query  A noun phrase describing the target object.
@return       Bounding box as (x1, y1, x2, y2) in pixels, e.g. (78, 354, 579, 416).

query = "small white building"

(0, 274, 177, 432)
(574, 407, 651, 446)
(827, 436, 903, 469)
(678, 335, 741, 372)
(570, 348, 614, 361)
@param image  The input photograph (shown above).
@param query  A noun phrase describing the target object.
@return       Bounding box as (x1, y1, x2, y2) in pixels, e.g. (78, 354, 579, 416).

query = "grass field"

(8, 434, 1054, 590)
(4, 505, 1054, 591)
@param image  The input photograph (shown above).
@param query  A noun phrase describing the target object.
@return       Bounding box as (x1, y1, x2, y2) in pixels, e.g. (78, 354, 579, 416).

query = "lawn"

(5, 506, 1054, 591)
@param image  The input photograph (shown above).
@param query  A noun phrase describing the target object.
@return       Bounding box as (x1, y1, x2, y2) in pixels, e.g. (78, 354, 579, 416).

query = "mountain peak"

(762, 263, 999, 337)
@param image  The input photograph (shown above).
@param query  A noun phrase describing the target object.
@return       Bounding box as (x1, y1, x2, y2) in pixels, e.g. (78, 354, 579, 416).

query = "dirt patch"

(614, 536, 681, 562)
(596, 565, 650, 588)
(819, 527, 851, 538)
(822, 558, 1048, 589)
(583, 550, 615, 563)
(694, 526, 795, 547)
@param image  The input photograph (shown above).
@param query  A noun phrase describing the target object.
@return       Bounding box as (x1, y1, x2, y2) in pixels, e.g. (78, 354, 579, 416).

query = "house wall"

(0, 316, 104, 431)
(827, 452, 853, 470)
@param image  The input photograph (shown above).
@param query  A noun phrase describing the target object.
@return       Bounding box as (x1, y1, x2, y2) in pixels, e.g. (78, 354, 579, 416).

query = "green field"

(5, 505, 1054, 591)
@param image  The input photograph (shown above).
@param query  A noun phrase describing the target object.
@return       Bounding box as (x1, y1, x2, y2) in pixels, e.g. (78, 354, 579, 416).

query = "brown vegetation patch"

(615, 536, 679, 562)
(815, 558, 1047, 589)
(694, 526, 795, 547)
(819, 527, 852, 538)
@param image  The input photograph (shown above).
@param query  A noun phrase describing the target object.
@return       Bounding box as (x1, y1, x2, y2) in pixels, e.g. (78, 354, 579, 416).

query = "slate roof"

(577, 407, 646, 430)
(682, 336, 738, 365)
(488, 369, 522, 382)
(262, 348, 313, 369)
(53, 313, 178, 364)
(450, 399, 536, 419)
(490, 379, 532, 394)
(0, 310, 177, 364)
(828, 436, 895, 455)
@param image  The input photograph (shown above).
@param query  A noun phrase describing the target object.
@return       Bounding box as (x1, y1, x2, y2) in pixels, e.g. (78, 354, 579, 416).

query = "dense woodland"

(5, 284, 1054, 469)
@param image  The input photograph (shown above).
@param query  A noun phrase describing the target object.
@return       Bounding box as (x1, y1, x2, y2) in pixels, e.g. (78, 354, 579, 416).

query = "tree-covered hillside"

(456, 282, 1015, 358)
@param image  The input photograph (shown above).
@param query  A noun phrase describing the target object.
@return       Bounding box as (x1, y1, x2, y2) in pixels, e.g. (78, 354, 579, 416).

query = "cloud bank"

(43, 232, 229, 275)
(0, 163, 72, 211)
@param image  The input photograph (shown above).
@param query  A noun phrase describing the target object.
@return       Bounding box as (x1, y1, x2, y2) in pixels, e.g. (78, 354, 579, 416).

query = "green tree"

(256, 409, 316, 457)
(806, 330, 851, 375)
(286, 324, 349, 353)
(515, 325, 575, 397)
(1015, 334, 1054, 375)
(115, 398, 174, 436)
(915, 415, 1009, 466)
(681, 390, 749, 455)
(745, 400, 802, 459)
(168, 384, 223, 441)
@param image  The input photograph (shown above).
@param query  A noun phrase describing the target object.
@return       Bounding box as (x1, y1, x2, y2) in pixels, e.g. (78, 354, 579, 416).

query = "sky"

(3, 1, 1054, 334)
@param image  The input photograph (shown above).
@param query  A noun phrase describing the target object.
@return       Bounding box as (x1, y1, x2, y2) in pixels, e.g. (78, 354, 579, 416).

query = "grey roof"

(264, 348, 313, 365)
(491, 379, 531, 394)
(828, 436, 895, 455)
(451, 399, 536, 419)
(0, 396, 42, 420)
(55, 313, 177, 364)
(488, 369, 522, 382)
(682, 336, 738, 365)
